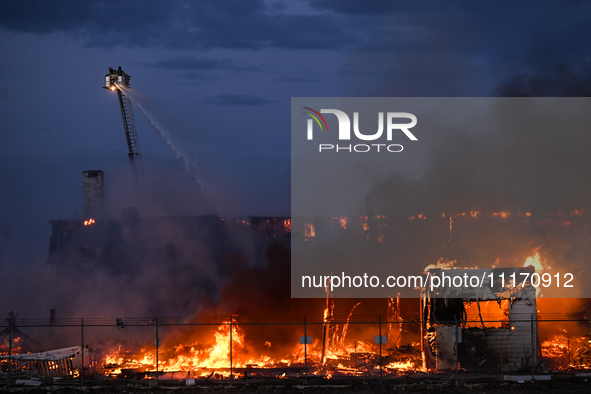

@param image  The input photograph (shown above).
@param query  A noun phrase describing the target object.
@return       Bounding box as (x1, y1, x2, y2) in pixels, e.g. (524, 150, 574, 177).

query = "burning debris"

(95, 314, 423, 380)
(1, 347, 86, 378)
(0, 312, 38, 357)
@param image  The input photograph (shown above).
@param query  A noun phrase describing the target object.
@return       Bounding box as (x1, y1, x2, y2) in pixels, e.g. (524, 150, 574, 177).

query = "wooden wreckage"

(0, 346, 86, 379)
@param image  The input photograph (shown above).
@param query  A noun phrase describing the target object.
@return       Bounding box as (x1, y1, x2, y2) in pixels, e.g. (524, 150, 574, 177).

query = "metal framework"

(104, 68, 143, 184)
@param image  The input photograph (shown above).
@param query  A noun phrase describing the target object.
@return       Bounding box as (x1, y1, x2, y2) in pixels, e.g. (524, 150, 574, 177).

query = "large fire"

(100, 291, 421, 378)
(7, 208, 590, 381)
(100, 318, 423, 379)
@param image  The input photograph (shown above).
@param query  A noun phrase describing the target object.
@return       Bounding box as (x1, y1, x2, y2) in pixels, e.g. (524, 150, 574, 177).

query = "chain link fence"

(1, 315, 591, 383)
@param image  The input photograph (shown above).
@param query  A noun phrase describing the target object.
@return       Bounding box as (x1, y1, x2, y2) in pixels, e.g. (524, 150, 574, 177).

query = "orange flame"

(491, 211, 510, 219)
(424, 257, 456, 271)
(339, 217, 347, 230)
(523, 251, 551, 273)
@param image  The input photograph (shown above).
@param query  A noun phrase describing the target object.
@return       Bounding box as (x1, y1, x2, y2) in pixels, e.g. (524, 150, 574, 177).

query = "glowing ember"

(491, 211, 510, 219)
(385, 360, 417, 371)
(339, 217, 347, 230)
(542, 335, 569, 360)
(83, 218, 95, 226)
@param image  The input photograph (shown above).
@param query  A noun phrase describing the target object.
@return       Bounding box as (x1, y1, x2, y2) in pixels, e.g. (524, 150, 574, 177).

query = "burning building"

(3, 205, 591, 383)
(422, 266, 537, 372)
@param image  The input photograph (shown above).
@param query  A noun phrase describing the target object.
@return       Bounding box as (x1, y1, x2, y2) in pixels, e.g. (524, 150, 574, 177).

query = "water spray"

(114, 83, 204, 190)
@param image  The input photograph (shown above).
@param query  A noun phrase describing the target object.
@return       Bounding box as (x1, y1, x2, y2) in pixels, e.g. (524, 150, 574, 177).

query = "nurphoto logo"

(303, 107, 418, 153)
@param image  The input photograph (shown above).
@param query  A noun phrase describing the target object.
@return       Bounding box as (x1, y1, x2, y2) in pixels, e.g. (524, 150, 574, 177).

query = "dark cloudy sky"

(1, 0, 591, 271)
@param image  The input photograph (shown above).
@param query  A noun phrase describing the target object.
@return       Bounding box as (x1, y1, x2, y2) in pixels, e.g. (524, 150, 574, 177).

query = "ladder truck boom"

(104, 67, 143, 183)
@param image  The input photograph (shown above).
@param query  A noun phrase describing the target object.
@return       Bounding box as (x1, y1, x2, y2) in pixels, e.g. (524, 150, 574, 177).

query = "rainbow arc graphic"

(302, 107, 328, 131)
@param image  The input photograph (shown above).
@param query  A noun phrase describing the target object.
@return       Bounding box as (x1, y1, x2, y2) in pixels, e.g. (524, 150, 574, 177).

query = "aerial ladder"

(103, 67, 143, 184)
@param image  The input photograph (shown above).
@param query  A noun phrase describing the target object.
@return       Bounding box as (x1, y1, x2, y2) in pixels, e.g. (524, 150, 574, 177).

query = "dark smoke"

(493, 65, 591, 97)
(363, 67, 591, 300)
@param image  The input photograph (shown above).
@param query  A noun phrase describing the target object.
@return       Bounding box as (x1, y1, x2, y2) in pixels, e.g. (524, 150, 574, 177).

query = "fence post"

(355, 342, 357, 370)
(81, 318, 84, 384)
(531, 313, 535, 380)
(379, 315, 382, 382)
(8, 326, 12, 384)
(567, 336, 571, 369)
(304, 316, 307, 384)
(500, 337, 503, 380)
(230, 318, 233, 379)
(455, 318, 458, 380)
(156, 318, 159, 382)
